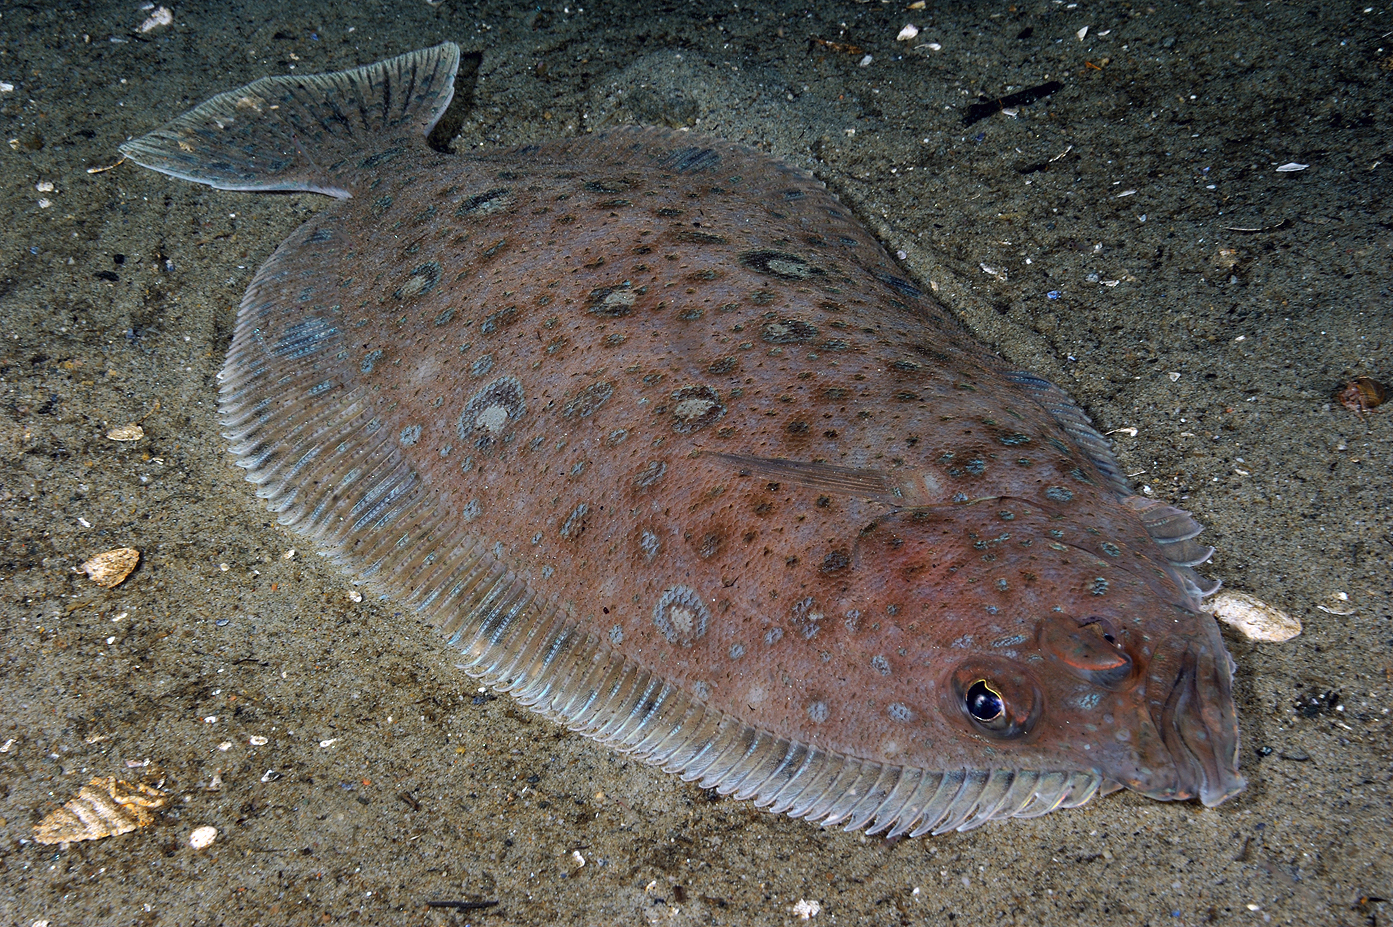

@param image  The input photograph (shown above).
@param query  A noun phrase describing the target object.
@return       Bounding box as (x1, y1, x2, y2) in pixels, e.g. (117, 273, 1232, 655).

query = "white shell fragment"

(1275, 162, 1308, 172)
(107, 423, 145, 442)
(189, 825, 218, 849)
(897, 24, 919, 41)
(33, 777, 167, 845)
(1209, 591, 1301, 642)
(138, 6, 172, 32)
(1315, 591, 1356, 616)
(80, 548, 140, 588)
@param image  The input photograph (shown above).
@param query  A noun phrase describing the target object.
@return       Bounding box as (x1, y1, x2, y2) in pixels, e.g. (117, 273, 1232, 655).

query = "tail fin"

(118, 43, 460, 198)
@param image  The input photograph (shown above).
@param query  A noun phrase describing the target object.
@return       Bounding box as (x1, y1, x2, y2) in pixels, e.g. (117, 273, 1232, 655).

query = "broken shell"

(80, 548, 140, 588)
(33, 777, 167, 845)
(189, 825, 218, 849)
(1213, 248, 1240, 270)
(1336, 376, 1386, 413)
(107, 423, 145, 442)
(1209, 591, 1301, 642)
(1315, 591, 1357, 616)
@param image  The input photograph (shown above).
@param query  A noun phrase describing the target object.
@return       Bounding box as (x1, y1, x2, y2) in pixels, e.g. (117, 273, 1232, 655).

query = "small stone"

(189, 825, 218, 849)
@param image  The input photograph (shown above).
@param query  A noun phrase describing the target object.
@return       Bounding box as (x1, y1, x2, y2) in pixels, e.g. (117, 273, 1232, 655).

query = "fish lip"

(1140, 618, 1246, 807)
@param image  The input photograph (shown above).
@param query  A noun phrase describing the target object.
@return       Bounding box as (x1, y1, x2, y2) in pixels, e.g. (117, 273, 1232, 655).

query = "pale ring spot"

(653, 585, 709, 647)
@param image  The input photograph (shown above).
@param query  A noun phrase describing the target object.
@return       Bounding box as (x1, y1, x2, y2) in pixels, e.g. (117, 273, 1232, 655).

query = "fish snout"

(1133, 622, 1245, 807)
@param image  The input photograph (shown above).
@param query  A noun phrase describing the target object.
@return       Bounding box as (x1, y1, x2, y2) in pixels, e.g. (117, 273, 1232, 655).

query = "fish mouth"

(1131, 618, 1246, 806)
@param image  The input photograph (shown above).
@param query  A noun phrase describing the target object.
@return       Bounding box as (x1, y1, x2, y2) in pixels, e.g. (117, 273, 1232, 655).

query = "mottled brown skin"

(253, 129, 1238, 802)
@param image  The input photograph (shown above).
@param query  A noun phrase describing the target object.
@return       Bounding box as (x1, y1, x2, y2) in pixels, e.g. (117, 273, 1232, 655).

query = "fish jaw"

(1114, 609, 1245, 807)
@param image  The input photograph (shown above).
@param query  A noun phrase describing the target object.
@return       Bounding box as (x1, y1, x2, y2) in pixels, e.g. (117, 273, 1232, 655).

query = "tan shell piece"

(106, 423, 145, 442)
(1209, 591, 1301, 642)
(33, 777, 167, 845)
(79, 548, 140, 588)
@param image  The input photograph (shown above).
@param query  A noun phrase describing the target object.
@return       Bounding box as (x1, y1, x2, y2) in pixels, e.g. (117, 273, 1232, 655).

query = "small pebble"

(189, 825, 218, 849)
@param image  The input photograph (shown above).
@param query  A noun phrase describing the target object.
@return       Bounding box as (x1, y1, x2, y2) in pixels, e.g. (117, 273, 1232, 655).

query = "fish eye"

(966, 680, 1005, 723)
(945, 659, 1041, 741)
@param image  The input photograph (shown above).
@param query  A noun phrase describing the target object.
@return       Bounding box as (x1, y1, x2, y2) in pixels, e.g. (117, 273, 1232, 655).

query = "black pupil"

(966, 681, 1004, 722)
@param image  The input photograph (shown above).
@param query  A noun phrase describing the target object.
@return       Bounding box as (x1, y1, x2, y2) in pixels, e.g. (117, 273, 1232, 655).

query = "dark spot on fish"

(670, 385, 724, 433)
(562, 381, 614, 419)
(480, 305, 519, 335)
(560, 502, 589, 539)
(394, 261, 441, 299)
(696, 531, 723, 559)
(634, 460, 667, 490)
(741, 250, 822, 280)
(457, 187, 513, 217)
(587, 285, 636, 317)
(760, 318, 818, 344)
(820, 550, 850, 574)
(360, 146, 405, 169)
(584, 178, 628, 194)
(670, 227, 729, 245)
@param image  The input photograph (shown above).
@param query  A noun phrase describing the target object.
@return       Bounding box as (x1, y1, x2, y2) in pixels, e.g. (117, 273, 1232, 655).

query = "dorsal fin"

(1001, 370, 1130, 496)
(1121, 495, 1220, 600)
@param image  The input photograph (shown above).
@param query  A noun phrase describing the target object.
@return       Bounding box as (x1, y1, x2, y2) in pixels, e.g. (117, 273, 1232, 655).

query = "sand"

(1, 0, 1389, 924)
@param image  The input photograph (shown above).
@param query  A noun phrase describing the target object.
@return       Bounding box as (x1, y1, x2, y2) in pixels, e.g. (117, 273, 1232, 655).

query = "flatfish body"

(120, 44, 1243, 836)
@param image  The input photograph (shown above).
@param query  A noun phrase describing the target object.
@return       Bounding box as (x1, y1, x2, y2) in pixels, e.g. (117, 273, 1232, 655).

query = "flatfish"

(120, 43, 1243, 837)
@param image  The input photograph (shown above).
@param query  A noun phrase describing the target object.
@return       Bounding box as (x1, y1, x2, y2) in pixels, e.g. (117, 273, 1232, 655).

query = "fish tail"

(118, 43, 461, 198)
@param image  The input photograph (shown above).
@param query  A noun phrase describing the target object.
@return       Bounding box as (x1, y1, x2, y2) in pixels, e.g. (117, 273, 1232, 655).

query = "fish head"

(848, 504, 1244, 807)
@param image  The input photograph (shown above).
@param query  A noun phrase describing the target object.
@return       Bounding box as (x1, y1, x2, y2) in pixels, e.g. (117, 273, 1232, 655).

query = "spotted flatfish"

(120, 43, 1243, 837)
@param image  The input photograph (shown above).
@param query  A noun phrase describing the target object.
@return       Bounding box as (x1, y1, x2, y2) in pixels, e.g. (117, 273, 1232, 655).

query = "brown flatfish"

(120, 43, 1243, 836)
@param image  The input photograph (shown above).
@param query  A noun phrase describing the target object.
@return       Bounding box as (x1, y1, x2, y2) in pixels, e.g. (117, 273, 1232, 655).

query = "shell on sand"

(33, 777, 167, 845)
